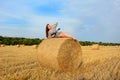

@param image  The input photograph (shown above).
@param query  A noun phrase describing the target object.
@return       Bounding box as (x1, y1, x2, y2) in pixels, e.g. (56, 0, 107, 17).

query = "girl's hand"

(51, 34, 55, 38)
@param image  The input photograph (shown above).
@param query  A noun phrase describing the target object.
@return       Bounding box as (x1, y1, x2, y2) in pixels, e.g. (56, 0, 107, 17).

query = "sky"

(0, 0, 120, 43)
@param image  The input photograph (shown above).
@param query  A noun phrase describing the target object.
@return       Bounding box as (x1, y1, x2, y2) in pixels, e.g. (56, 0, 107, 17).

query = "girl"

(46, 22, 77, 40)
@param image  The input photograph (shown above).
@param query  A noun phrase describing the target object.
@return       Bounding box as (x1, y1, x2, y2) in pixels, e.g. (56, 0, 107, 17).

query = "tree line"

(0, 36, 42, 45)
(0, 36, 120, 46)
(80, 41, 120, 46)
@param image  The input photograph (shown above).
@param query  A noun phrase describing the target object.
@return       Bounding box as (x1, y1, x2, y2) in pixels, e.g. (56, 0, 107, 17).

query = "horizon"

(0, 0, 120, 43)
(0, 35, 120, 44)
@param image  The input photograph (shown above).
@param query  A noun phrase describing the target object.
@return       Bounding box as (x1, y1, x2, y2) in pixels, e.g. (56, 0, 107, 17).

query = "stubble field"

(0, 45, 120, 80)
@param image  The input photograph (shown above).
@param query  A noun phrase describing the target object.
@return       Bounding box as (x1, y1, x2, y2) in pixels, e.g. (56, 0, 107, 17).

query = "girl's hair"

(46, 24, 49, 38)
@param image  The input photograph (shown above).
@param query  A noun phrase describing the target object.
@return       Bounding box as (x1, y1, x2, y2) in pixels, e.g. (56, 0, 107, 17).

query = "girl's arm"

(48, 31, 55, 38)
(51, 22, 58, 29)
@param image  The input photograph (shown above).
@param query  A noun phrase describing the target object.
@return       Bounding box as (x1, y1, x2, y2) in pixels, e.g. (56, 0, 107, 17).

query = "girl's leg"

(58, 32, 76, 40)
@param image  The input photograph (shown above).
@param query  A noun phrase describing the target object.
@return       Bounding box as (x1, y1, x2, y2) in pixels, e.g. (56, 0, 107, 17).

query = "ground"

(0, 45, 120, 80)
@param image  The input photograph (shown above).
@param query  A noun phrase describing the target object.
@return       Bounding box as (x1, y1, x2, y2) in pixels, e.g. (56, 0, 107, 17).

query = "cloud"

(0, 0, 120, 42)
(62, 0, 120, 42)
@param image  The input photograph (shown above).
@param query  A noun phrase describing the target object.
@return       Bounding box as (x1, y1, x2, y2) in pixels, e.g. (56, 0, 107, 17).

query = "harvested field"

(0, 45, 120, 80)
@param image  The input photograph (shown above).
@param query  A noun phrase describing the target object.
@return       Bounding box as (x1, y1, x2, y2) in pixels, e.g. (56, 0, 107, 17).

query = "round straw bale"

(32, 45, 38, 49)
(37, 38, 82, 72)
(16, 44, 20, 47)
(91, 44, 100, 50)
(21, 44, 25, 47)
(0, 44, 5, 47)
